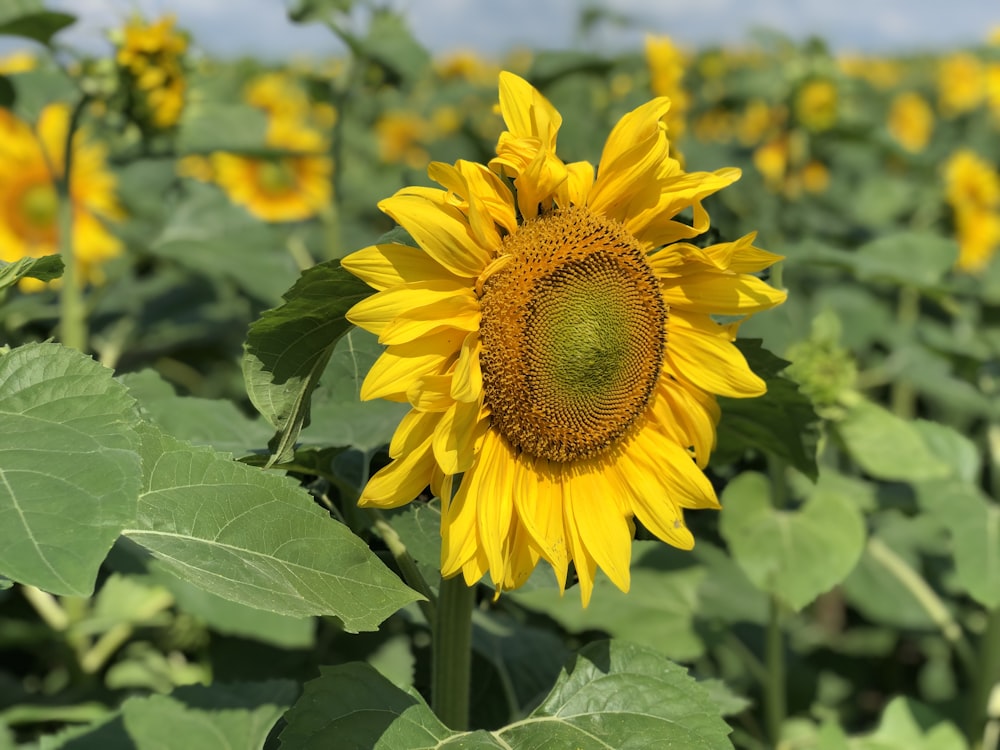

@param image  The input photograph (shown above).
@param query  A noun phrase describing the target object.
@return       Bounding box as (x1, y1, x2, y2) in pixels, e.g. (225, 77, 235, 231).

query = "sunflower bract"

(343, 71, 787, 606)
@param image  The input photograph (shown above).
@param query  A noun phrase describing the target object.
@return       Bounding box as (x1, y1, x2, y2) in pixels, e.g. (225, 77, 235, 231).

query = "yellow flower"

(945, 149, 1000, 211)
(245, 72, 311, 122)
(115, 15, 188, 130)
(210, 118, 332, 223)
(888, 92, 934, 153)
(645, 35, 690, 146)
(738, 99, 780, 146)
(945, 150, 1000, 273)
(343, 73, 785, 605)
(837, 55, 901, 89)
(753, 137, 789, 189)
(987, 63, 1000, 124)
(937, 53, 985, 117)
(800, 160, 830, 194)
(795, 79, 838, 132)
(0, 50, 36, 75)
(376, 110, 430, 168)
(0, 105, 123, 288)
(435, 50, 499, 85)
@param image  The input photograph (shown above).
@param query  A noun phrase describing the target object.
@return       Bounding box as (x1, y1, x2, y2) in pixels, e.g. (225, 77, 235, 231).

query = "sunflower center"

(19, 182, 59, 230)
(257, 160, 297, 195)
(479, 206, 666, 463)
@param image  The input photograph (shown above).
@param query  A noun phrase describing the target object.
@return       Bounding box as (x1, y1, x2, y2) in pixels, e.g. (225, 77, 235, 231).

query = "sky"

(6, 0, 1000, 60)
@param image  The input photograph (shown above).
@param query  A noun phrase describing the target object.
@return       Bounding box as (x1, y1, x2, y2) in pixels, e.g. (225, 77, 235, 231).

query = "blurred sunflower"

(344, 72, 785, 604)
(211, 117, 332, 223)
(115, 15, 188, 131)
(888, 92, 934, 153)
(0, 105, 123, 289)
(0, 50, 36, 75)
(645, 35, 690, 153)
(794, 79, 838, 132)
(944, 149, 1000, 272)
(375, 110, 430, 168)
(937, 52, 985, 117)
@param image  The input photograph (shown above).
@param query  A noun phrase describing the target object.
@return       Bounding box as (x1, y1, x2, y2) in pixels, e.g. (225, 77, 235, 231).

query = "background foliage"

(1, 1, 1000, 748)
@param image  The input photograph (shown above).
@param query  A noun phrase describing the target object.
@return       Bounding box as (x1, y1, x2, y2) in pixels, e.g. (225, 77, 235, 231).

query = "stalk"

(431, 575, 475, 730)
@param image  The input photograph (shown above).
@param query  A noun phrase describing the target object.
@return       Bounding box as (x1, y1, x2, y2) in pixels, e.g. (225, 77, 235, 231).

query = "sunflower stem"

(431, 575, 475, 730)
(55, 95, 91, 353)
(969, 606, 1000, 742)
(765, 594, 786, 745)
(370, 515, 437, 624)
(890, 285, 920, 420)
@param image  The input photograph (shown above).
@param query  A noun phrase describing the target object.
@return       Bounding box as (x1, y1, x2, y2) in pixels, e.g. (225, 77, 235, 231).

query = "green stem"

(370, 514, 437, 625)
(54, 95, 91, 352)
(431, 575, 475, 730)
(765, 595, 786, 745)
(890, 285, 919, 420)
(970, 606, 1000, 742)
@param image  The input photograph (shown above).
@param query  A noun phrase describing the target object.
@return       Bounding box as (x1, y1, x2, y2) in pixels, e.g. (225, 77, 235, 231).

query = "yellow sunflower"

(343, 73, 785, 605)
(794, 79, 838, 132)
(0, 105, 123, 289)
(888, 92, 934, 154)
(115, 15, 188, 130)
(210, 117, 332, 223)
(644, 35, 690, 147)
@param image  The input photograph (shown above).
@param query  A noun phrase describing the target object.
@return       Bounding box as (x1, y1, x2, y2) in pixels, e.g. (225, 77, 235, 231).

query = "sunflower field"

(2, 1, 1000, 748)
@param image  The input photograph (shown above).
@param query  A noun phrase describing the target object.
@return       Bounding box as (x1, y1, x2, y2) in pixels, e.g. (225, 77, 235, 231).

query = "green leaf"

(122, 423, 420, 630)
(242, 259, 372, 464)
(148, 183, 300, 303)
(0, 74, 12, 109)
(513, 542, 707, 661)
(917, 480, 1000, 609)
(911, 420, 980, 484)
(120, 370, 274, 456)
(0, 255, 63, 291)
(7, 68, 75, 122)
(148, 562, 316, 648)
(0, 1, 74, 44)
(0, 343, 141, 596)
(280, 641, 732, 748)
(836, 399, 950, 482)
(852, 232, 958, 289)
(360, 10, 430, 86)
(300, 328, 408, 453)
(719, 471, 865, 611)
(854, 696, 967, 750)
(176, 101, 269, 155)
(121, 681, 299, 750)
(286, 0, 354, 23)
(715, 339, 820, 480)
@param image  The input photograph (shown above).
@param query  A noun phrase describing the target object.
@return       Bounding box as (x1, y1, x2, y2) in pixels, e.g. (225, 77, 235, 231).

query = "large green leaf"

(122, 423, 420, 630)
(917, 479, 1000, 609)
(0, 343, 141, 596)
(835, 398, 949, 482)
(715, 339, 820, 480)
(0, 0, 74, 44)
(242, 259, 372, 464)
(719, 471, 865, 610)
(121, 681, 299, 750)
(279, 641, 732, 747)
(852, 231, 959, 290)
(0, 255, 63, 291)
(175, 101, 269, 155)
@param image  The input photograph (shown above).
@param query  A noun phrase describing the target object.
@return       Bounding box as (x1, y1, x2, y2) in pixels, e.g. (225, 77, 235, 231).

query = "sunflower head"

(343, 72, 786, 604)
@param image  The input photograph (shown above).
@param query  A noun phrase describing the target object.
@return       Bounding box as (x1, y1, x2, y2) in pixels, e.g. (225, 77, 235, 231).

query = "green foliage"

(279, 641, 734, 748)
(0, 255, 63, 291)
(0, 0, 74, 44)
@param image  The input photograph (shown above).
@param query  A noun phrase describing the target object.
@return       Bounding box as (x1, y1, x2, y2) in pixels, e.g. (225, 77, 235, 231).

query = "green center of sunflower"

(257, 160, 297, 194)
(478, 206, 666, 463)
(19, 183, 59, 229)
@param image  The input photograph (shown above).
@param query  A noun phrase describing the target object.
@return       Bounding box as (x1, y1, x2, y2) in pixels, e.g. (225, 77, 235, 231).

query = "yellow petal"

(662, 271, 787, 315)
(559, 473, 599, 607)
(341, 243, 459, 291)
(498, 71, 561, 149)
(512, 455, 569, 590)
(388, 408, 438, 458)
(563, 467, 632, 595)
(451, 331, 483, 403)
(472, 430, 516, 585)
(627, 168, 741, 248)
(378, 291, 481, 345)
(379, 193, 491, 278)
(652, 378, 720, 469)
(359, 434, 435, 508)
(627, 420, 720, 512)
(432, 399, 487, 475)
(360, 329, 463, 401)
(666, 312, 766, 398)
(347, 280, 470, 336)
(407, 374, 454, 412)
(501, 520, 541, 593)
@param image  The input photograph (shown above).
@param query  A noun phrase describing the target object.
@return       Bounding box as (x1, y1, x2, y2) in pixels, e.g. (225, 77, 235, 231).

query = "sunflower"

(888, 92, 934, 154)
(937, 53, 985, 118)
(344, 73, 785, 605)
(115, 15, 188, 130)
(0, 104, 123, 289)
(794, 79, 838, 132)
(644, 36, 690, 148)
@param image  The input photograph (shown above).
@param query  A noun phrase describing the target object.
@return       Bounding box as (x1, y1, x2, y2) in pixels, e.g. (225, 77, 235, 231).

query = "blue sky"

(8, 0, 1000, 59)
